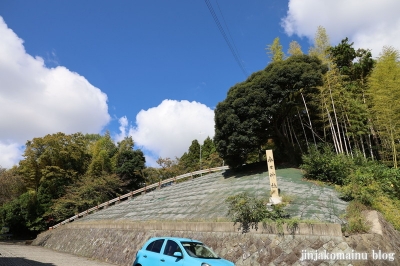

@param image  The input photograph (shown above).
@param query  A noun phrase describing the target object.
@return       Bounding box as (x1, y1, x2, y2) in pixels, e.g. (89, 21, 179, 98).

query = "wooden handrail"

(49, 166, 228, 229)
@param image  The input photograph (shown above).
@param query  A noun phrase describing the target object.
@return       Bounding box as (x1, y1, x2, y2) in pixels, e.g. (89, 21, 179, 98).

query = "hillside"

(77, 167, 348, 224)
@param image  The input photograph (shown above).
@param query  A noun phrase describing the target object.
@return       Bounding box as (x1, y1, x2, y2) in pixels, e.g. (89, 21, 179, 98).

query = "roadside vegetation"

(0, 133, 222, 237)
(225, 192, 289, 233)
(225, 191, 319, 235)
(301, 146, 400, 232)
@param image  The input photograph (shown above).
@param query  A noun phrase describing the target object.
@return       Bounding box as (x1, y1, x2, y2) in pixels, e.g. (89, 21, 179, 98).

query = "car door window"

(163, 240, 182, 256)
(181, 241, 219, 259)
(145, 239, 165, 253)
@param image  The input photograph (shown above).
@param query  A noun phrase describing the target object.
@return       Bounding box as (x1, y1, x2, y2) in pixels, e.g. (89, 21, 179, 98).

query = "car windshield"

(180, 241, 220, 259)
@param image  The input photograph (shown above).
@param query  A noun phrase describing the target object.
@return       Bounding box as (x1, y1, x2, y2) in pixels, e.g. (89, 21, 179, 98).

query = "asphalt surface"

(0, 242, 118, 266)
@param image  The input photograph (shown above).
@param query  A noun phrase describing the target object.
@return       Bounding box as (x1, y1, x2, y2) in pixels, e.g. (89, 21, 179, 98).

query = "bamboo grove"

(214, 26, 400, 169)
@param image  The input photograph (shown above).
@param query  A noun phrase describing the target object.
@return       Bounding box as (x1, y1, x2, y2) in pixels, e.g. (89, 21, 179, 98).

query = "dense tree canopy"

(0, 132, 146, 235)
(179, 136, 222, 172)
(19, 132, 89, 191)
(0, 167, 26, 206)
(328, 37, 374, 83)
(214, 55, 327, 168)
(115, 137, 146, 190)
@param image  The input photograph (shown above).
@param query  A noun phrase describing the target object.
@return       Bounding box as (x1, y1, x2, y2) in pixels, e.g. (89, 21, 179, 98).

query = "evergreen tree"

(200, 137, 223, 168)
(115, 137, 146, 191)
(180, 140, 201, 172)
(214, 55, 326, 168)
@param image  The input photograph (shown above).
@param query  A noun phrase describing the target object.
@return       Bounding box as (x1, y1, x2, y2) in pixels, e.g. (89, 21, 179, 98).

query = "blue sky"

(1, 0, 399, 168)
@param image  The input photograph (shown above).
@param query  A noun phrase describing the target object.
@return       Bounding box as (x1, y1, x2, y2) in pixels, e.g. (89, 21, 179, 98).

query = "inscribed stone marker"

(266, 149, 281, 203)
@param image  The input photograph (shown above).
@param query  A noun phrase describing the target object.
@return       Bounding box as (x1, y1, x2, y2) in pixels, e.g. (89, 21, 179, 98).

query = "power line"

(215, 0, 243, 71)
(204, 0, 249, 77)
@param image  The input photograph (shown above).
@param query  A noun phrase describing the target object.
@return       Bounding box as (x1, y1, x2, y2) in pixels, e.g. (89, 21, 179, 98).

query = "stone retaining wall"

(33, 212, 400, 266)
(62, 220, 342, 237)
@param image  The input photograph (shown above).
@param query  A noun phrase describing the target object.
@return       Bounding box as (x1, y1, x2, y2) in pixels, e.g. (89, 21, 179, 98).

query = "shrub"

(371, 195, 400, 231)
(300, 144, 354, 185)
(261, 217, 301, 235)
(0, 191, 44, 235)
(336, 161, 400, 231)
(338, 162, 400, 204)
(225, 192, 288, 233)
(301, 144, 400, 231)
(379, 168, 400, 200)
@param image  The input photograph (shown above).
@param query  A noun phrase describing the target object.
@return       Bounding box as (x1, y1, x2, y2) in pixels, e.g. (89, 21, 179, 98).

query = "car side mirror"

(173, 252, 183, 258)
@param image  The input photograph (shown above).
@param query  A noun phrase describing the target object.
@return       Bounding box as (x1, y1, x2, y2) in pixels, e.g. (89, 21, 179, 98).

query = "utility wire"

(215, 0, 246, 74)
(204, 0, 248, 77)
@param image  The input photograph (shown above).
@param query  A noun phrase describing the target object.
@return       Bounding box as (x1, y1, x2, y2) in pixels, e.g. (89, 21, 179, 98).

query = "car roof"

(147, 236, 202, 243)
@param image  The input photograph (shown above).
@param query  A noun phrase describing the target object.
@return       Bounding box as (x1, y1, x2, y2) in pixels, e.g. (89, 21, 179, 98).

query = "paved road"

(0, 242, 118, 266)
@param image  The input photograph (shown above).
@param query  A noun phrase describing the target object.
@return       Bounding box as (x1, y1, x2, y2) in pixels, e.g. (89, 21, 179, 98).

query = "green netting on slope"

(78, 168, 347, 223)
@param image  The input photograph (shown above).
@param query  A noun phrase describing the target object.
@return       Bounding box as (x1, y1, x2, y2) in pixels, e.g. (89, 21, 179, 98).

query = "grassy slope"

(77, 163, 348, 223)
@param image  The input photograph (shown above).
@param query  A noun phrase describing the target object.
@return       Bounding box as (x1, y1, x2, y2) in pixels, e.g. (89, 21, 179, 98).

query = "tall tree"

(288, 41, 303, 56)
(87, 132, 117, 176)
(19, 132, 89, 191)
(1, 131, 147, 233)
(328, 38, 374, 83)
(156, 157, 182, 180)
(180, 140, 201, 172)
(115, 137, 146, 191)
(0, 167, 26, 205)
(324, 38, 375, 157)
(368, 47, 400, 168)
(49, 173, 121, 221)
(214, 55, 327, 168)
(9, 132, 91, 232)
(201, 137, 223, 168)
(266, 37, 284, 62)
(309, 26, 330, 64)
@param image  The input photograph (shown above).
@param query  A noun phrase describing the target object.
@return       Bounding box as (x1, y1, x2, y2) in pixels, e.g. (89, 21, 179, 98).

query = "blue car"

(133, 237, 235, 266)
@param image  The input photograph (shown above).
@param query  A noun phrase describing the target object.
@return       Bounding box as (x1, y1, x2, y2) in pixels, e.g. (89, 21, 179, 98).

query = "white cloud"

(0, 141, 23, 169)
(281, 0, 400, 56)
(120, 100, 215, 166)
(0, 17, 110, 168)
(115, 116, 129, 143)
